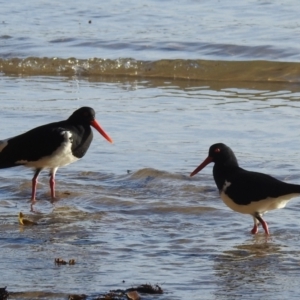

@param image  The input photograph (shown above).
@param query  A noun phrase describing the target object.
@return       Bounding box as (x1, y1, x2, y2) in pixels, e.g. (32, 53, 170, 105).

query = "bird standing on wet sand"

(0, 107, 113, 210)
(190, 143, 300, 235)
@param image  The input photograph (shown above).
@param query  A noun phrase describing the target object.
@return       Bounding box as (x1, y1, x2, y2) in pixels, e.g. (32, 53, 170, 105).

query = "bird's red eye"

(214, 148, 220, 153)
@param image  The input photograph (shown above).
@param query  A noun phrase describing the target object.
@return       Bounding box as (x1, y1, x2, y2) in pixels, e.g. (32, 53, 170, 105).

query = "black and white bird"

(0, 107, 113, 209)
(190, 143, 300, 235)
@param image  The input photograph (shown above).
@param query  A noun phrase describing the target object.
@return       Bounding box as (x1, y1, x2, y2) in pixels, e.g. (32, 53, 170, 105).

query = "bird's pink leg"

(251, 216, 259, 234)
(49, 175, 55, 199)
(255, 213, 270, 235)
(49, 168, 58, 200)
(260, 219, 269, 235)
(31, 169, 42, 212)
(31, 177, 38, 201)
(251, 223, 258, 234)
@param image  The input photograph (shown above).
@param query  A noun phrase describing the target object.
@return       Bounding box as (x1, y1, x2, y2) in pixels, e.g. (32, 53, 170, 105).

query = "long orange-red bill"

(190, 156, 213, 177)
(90, 120, 113, 144)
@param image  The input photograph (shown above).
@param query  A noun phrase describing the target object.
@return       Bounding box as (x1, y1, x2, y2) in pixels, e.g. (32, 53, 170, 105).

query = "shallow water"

(2, 0, 300, 83)
(2, 0, 300, 61)
(1, 76, 300, 299)
(2, 0, 300, 299)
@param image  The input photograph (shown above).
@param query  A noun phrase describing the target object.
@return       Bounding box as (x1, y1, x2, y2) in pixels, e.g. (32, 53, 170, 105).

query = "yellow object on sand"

(18, 212, 38, 226)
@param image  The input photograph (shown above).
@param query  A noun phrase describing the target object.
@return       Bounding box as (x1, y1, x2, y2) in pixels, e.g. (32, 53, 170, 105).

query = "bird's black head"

(208, 143, 238, 166)
(190, 143, 238, 177)
(68, 107, 113, 143)
(68, 107, 96, 124)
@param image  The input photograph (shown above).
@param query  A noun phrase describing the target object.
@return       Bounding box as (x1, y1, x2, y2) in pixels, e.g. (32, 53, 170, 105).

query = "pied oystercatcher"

(190, 143, 300, 235)
(0, 107, 113, 208)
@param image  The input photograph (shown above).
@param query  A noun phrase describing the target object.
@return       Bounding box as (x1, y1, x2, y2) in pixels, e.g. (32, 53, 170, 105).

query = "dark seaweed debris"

(55, 258, 76, 265)
(94, 290, 124, 300)
(0, 287, 9, 300)
(69, 295, 87, 300)
(69, 283, 163, 300)
(135, 284, 163, 294)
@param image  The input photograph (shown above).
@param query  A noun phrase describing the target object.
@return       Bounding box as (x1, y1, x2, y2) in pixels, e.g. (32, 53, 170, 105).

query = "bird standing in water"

(0, 107, 113, 210)
(190, 143, 300, 234)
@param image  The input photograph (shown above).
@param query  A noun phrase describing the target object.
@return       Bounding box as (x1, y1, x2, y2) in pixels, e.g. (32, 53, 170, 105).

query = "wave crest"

(1, 57, 300, 82)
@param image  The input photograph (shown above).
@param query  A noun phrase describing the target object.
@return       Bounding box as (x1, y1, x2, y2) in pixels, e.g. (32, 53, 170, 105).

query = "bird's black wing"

(0, 122, 66, 168)
(224, 168, 300, 205)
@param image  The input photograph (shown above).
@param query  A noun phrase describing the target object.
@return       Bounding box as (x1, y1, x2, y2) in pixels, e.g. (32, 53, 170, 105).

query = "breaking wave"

(1, 57, 300, 83)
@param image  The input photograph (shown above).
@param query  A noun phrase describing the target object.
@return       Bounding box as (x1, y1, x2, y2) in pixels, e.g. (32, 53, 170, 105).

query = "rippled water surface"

(1, 76, 300, 299)
(2, 0, 300, 61)
(2, 0, 300, 299)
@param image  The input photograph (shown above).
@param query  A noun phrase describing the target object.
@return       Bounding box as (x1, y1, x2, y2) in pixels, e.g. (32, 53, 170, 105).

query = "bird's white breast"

(220, 180, 299, 215)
